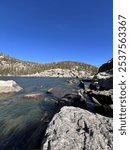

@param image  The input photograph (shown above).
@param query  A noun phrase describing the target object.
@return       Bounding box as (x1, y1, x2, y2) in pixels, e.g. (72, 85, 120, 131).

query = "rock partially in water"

(79, 80, 85, 89)
(78, 79, 92, 91)
(42, 106, 113, 150)
(23, 93, 42, 99)
(65, 79, 79, 84)
(0, 80, 23, 94)
(46, 88, 54, 94)
(56, 93, 87, 111)
(46, 86, 78, 100)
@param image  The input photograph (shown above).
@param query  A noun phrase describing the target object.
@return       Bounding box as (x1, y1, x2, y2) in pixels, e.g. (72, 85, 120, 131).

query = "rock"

(23, 93, 42, 99)
(87, 89, 113, 105)
(88, 59, 113, 103)
(42, 106, 113, 150)
(0, 80, 23, 94)
(90, 94, 113, 117)
(91, 96, 102, 106)
(90, 72, 113, 90)
(65, 79, 79, 84)
(78, 89, 113, 117)
(86, 59, 113, 117)
(56, 94, 87, 111)
(79, 79, 92, 90)
(99, 59, 113, 72)
(90, 59, 113, 91)
(46, 88, 53, 94)
(22, 69, 95, 78)
(79, 80, 85, 89)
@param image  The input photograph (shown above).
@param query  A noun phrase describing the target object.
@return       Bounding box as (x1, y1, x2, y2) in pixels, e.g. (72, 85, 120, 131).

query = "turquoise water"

(0, 77, 79, 150)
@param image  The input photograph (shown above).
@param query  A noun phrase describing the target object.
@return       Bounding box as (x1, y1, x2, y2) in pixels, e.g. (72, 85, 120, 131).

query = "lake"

(0, 77, 82, 150)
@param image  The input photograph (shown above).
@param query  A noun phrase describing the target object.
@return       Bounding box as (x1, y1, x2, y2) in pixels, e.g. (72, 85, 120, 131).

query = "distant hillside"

(0, 53, 98, 76)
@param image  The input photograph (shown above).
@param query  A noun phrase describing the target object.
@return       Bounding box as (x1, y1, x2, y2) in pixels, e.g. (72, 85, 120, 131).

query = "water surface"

(0, 77, 79, 150)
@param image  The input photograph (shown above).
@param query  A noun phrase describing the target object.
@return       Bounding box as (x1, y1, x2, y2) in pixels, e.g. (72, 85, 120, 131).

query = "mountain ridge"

(0, 53, 98, 76)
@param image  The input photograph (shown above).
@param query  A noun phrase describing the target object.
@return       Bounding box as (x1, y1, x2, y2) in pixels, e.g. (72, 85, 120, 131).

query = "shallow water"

(0, 77, 80, 150)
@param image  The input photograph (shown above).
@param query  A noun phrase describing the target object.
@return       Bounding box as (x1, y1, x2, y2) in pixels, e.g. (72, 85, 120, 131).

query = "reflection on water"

(0, 77, 79, 150)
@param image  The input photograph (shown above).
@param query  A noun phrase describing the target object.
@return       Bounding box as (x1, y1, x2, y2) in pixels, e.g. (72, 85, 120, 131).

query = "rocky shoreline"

(0, 68, 94, 79)
(24, 68, 94, 78)
(33, 59, 113, 150)
(0, 59, 113, 150)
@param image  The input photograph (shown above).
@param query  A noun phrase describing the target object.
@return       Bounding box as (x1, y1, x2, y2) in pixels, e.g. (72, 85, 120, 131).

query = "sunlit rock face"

(0, 80, 23, 93)
(90, 59, 113, 91)
(42, 106, 113, 150)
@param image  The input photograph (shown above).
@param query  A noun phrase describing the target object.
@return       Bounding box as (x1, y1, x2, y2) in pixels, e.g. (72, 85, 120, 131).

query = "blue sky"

(0, 0, 112, 67)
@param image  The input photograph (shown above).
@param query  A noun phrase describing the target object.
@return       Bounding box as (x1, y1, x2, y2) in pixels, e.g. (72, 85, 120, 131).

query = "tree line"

(0, 54, 98, 75)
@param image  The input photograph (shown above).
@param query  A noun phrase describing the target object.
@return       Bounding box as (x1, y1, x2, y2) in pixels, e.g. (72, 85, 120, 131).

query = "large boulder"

(90, 71, 113, 91)
(98, 59, 113, 72)
(85, 59, 113, 117)
(0, 80, 23, 93)
(90, 59, 113, 91)
(42, 106, 113, 150)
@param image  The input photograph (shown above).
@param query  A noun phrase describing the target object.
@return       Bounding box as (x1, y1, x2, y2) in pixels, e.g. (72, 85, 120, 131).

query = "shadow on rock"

(55, 93, 88, 112)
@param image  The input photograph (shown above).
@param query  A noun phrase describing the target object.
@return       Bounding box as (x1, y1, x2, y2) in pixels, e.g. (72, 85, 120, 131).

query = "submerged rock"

(42, 106, 113, 150)
(0, 80, 23, 94)
(23, 93, 42, 99)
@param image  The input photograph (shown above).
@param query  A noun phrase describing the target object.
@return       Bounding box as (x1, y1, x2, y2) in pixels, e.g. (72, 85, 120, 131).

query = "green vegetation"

(0, 53, 98, 75)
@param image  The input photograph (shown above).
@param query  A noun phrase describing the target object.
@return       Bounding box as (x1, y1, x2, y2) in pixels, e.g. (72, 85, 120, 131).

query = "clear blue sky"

(0, 0, 112, 67)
